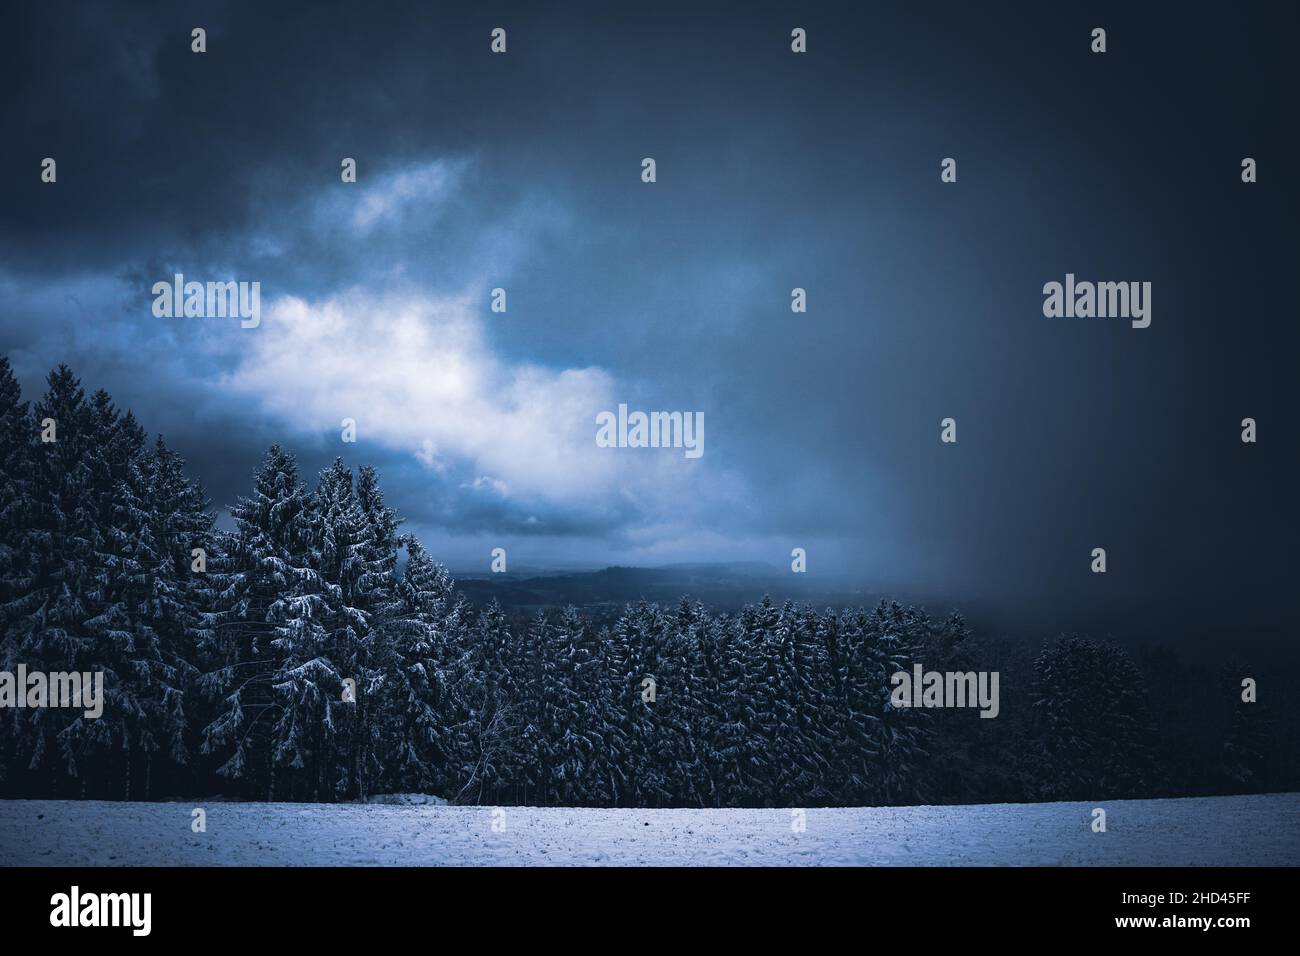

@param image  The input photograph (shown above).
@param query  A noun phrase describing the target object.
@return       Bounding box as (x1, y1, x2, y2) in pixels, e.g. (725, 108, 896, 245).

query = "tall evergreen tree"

(700, 608, 757, 806)
(350, 464, 402, 794)
(200, 445, 318, 799)
(0, 356, 36, 785)
(1218, 664, 1272, 792)
(609, 601, 670, 806)
(129, 436, 215, 797)
(461, 599, 520, 804)
(11, 366, 101, 792)
(652, 599, 711, 807)
(301, 459, 371, 799)
(535, 606, 601, 805)
(73, 392, 166, 798)
(373, 536, 469, 797)
(1031, 635, 1160, 800)
(0, 356, 34, 622)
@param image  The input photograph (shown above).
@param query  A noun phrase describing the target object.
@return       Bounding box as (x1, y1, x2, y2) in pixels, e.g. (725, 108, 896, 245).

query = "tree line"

(0, 358, 1287, 805)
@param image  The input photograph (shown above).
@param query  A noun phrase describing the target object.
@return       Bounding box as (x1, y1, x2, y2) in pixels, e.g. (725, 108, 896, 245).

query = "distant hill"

(450, 562, 878, 617)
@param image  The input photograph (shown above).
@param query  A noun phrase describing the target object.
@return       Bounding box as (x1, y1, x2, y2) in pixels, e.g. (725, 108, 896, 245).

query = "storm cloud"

(1, 1, 1295, 639)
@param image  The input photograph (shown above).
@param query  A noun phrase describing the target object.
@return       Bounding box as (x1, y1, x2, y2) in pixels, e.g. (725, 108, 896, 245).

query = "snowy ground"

(2, 792, 1296, 866)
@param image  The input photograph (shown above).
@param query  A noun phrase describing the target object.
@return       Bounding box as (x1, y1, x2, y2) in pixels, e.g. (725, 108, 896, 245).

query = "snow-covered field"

(2, 792, 1296, 866)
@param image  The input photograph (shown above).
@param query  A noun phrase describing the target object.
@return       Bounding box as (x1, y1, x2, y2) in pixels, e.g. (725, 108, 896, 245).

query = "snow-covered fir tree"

(460, 598, 519, 804)
(200, 444, 321, 799)
(0, 357, 35, 785)
(1031, 635, 1161, 800)
(11, 367, 103, 792)
(372, 536, 470, 797)
(1218, 663, 1272, 792)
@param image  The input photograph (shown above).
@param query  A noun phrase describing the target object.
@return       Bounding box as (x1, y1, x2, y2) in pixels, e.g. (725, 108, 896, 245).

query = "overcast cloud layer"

(2, 1, 1296, 637)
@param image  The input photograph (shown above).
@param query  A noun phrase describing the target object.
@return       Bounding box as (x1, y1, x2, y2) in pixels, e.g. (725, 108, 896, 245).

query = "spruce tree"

(609, 601, 670, 806)
(0, 356, 34, 623)
(536, 606, 600, 805)
(74, 392, 162, 798)
(131, 436, 214, 797)
(0, 356, 35, 786)
(1218, 664, 1271, 792)
(462, 599, 519, 804)
(200, 445, 317, 799)
(13, 366, 101, 792)
(1031, 635, 1160, 800)
(702, 609, 757, 806)
(373, 536, 469, 798)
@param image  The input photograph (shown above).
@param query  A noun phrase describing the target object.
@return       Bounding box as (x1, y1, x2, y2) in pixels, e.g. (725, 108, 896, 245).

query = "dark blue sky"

(2, 1, 1295, 637)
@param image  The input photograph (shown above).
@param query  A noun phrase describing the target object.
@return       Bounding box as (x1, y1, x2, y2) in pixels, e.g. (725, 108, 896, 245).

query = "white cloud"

(209, 158, 744, 541)
(219, 288, 720, 520)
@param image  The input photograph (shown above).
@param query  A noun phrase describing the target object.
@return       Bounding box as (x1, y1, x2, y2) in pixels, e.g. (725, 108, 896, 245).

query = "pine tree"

(609, 600, 671, 806)
(579, 620, 627, 806)
(1031, 635, 1161, 800)
(349, 465, 402, 795)
(514, 609, 550, 803)
(733, 598, 837, 807)
(749, 600, 833, 805)
(11, 366, 102, 793)
(2, 365, 215, 798)
(302, 459, 370, 799)
(0, 356, 34, 621)
(651, 599, 710, 807)
(73, 391, 165, 798)
(700, 609, 756, 806)
(780, 603, 838, 805)
(867, 602, 932, 804)
(461, 599, 519, 804)
(814, 602, 930, 805)
(130, 436, 214, 797)
(536, 606, 601, 805)
(0, 356, 36, 786)
(917, 610, 983, 801)
(200, 445, 318, 799)
(373, 536, 469, 798)
(1218, 665, 1271, 792)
